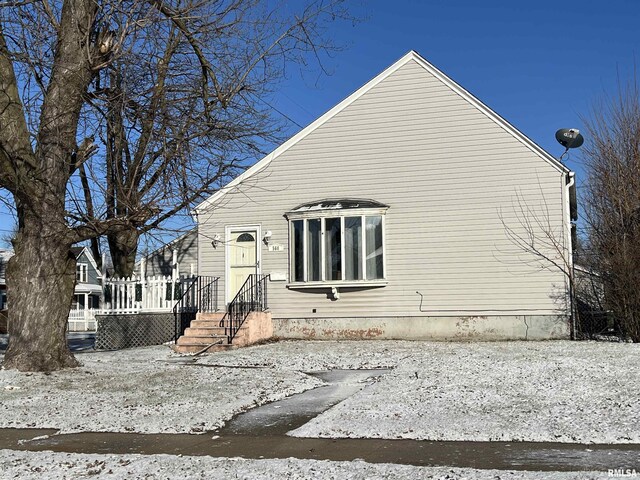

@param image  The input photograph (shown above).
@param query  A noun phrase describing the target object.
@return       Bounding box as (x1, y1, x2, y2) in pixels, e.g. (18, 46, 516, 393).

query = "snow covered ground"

(200, 340, 640, 444)
(0, 346, 321, 434)
(0, 339, 638, 479)
(0, 450, 606, 479)
(342, 340, 639, 444)
(1, 340, 638, 444)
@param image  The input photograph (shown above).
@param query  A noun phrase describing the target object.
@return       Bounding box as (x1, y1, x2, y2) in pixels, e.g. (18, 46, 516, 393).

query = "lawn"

(1, 339, 636, 479)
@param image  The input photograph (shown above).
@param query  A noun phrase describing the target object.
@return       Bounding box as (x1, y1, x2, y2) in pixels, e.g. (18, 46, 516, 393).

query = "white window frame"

(287, 207, 387, 288)
(76, 263, 88, 283)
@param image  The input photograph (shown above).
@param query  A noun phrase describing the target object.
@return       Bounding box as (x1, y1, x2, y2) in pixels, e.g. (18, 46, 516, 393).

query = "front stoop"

(172, 311, 273, 354)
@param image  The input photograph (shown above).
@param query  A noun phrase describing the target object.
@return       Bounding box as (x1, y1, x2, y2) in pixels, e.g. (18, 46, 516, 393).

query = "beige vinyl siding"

(197, 59, 568, 318)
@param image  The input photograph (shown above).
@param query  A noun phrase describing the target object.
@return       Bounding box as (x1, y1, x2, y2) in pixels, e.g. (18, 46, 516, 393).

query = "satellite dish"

(555, 128, 584, 149)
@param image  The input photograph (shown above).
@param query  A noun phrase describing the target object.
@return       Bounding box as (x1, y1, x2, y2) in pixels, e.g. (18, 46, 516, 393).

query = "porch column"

(84, 293, 89, 331)
(101, 252, 107, 310)
(172, 249, 179, 280)
(140, 257, 147, 310)
(172, 249, 178, 303)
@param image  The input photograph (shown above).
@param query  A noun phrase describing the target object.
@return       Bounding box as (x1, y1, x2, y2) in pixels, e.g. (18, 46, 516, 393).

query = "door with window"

(227, 229, 259, 301)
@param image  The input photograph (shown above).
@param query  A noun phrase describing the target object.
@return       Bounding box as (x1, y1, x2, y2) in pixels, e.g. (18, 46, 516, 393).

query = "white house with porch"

(67, 246, 103, 331)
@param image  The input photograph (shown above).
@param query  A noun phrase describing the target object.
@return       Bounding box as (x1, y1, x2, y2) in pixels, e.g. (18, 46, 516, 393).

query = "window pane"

(292, 220, 304, 282)
(324, 217, 342, 280)
(345, 217, 362, 280)
(76, 264, 87, 283)
(307, 219, 321, 281)
(366, 216, 384, 279)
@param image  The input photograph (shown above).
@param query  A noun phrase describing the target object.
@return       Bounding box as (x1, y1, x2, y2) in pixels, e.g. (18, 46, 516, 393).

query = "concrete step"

(184, 326, 227, 336)
(184, 326, 247, 337)
(196, 312, 225, 321)
(172, 343, 235, 354)
(189, 319, 224, 328)
(177, 335, 228, 346)
(172, 311, 272, 355)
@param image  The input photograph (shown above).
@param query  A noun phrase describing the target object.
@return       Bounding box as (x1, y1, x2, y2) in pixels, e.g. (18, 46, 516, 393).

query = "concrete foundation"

(273, 315, 570, 341)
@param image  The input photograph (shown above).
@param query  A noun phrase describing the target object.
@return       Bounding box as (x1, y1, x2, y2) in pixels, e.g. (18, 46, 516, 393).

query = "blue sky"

(1, 1, 638, 246)
(272, 0, 640, 187)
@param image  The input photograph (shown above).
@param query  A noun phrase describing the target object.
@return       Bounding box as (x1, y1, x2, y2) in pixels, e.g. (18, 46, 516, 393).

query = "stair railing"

(173, 276, 219, 343)
(221, 274, 269, 344)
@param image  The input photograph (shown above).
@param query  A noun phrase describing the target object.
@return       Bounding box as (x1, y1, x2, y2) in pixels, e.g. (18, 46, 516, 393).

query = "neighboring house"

(136, 229, 198, 278)
(573, 264, 610, 335)
(0, 249, 13, 310)
(70, 246, 103, 312)
(182, 51, 576, 340)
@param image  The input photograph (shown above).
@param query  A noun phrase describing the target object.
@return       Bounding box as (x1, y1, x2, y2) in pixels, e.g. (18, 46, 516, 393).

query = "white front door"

(227, 228, 260, 302)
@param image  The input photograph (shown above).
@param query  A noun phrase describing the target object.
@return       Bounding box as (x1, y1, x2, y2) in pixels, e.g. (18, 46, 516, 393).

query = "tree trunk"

(1, 0, 96, 371)
(3, 208, 79, 372)
(108, 229, 139, 278)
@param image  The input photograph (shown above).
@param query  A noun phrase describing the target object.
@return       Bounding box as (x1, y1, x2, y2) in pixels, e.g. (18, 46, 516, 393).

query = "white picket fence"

(103, 275, 195, 314)
(66, 275, 197, 332)
(68, 309, 99, 332)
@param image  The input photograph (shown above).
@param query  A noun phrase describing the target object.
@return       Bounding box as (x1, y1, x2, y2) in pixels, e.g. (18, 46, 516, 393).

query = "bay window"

(287, 200, 387, 285)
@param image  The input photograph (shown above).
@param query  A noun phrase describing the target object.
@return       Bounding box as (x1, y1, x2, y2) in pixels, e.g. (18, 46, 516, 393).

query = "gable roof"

(194, 50, 569, 214)
(135, 228, 197, 268)
(71, 246, 101, 276)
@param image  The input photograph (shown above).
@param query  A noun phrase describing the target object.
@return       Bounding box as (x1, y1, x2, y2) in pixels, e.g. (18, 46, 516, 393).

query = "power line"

(248, 91, 305, 129)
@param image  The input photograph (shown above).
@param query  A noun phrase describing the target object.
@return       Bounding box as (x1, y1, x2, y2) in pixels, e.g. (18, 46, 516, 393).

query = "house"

(136, 229, 198, 278)
(0, 248, 12, 311)
(191, 50, 576, 341)
(573, 265, 610, 336)
(70, 246, 103, 312)
(69, 246, 103, 331)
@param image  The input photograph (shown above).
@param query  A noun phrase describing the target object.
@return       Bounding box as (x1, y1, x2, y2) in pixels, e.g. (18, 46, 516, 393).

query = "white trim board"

(194, 50, 569, 215)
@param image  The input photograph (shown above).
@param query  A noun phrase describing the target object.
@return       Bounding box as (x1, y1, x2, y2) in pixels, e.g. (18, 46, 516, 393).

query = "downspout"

(565, 171, 576, 339)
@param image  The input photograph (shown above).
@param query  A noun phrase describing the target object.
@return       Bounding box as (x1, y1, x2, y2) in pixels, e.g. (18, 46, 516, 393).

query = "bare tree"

(499, 185, 576, 338)
(0, 0, 351, 371)
(582, 78, 640, 342)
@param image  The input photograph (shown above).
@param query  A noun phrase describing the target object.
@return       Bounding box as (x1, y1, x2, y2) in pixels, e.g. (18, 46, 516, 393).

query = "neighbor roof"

(194, 50, 569, 214)
(71, 246, 101, 276)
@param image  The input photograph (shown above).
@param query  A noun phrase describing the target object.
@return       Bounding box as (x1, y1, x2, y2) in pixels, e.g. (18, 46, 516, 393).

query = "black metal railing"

(221, 274, 269, 344)
(173, 275, 219, 342)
